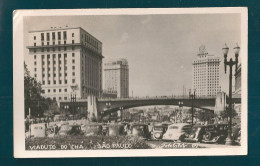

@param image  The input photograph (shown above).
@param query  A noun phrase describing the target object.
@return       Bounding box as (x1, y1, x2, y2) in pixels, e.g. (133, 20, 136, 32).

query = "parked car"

(150, 125, 167, 140)
(130, 124, 151, 140)
(81, 124, 102, 136)
(162, 123, 192, 141)
(201, 124, 228, 144)
(184, 125, 207, 143)
(232, 124, 241, 145)
(31, 123, 47, 137)
(58, 124, 83, 136)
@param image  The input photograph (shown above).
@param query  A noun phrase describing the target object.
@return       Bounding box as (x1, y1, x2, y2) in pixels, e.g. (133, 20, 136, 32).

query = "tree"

(24, 62, 55, 118)
(220, 106, 238, 120)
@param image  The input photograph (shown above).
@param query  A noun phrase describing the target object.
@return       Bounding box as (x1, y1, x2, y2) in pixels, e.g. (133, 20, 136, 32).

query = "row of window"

(34, 40, 75, 47)
(44, 88, 68, 93)
(38, 31, 74, 41)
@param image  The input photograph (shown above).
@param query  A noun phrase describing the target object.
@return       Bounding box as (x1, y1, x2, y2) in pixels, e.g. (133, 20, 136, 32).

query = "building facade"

(26, 27, 103, 101)
(192, 45, 221, 97)
(104, 59, 129, 98)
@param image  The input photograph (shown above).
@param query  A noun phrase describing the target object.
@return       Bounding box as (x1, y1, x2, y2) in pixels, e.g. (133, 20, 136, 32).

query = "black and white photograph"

(13, 8, 248, 157)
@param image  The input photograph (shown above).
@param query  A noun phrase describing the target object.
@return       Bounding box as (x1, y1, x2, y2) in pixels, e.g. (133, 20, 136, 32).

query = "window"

(53, 89, 56, 92)
(72, 40, 74, 44)
(47, 42, 49, 45)
(34, 74, 37, 77)
(54, 81, 56, 84)
(52, 48, 55, 52)
(58, 41, 61, 45)
(43, 74, 45, 77)
(64, 54, 67, 58)
(65, 73, 67, 76)
(59, 80, 62, 84)
(53, 41, 55, 45)
(72, 33, 74, 37)
(47, 33, 50, 41)
(72, 79, 75, 83)
(59, 89, 61, 92)
(64, 41, 66, 44)
(34, 43, 36, 46)
(34, 36, 36, 40)
(59, 97, 62, 100)
(52, 32, 55, 40)
(58, 54, 61, 58)
(72, 66, 75, 70)
(48, 89, 50, 93)
(48, 81, 50, 84)
(58, 32, 61, 40)
(34, 55, 36, 59)
(72, 72, 75, 76)
(42, 42, 44, 46)
(64, 97, 67, 100)
(63, 31, 67, 40)
(42, 81, 45, 85)
(64, 89, 67, 92)
(72, 53, 75, 57)
(34, 68, 37, 71)
(34, 61, 36, 65)
(72, 59, 75, 63)
(41, 33, 44, 41)
(65, 80, 67, 84)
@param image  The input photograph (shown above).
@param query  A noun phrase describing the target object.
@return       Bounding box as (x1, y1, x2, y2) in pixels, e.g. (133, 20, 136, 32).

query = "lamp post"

(105, 102, 111, 122)
(189, 89, 196, 127)
(222, 43, 240, 145)
(119, 107, 124, 122)
(178, 101, 183, 123)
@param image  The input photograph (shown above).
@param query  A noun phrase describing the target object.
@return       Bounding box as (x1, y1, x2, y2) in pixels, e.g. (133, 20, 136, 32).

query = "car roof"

(168, 123, 190, 127)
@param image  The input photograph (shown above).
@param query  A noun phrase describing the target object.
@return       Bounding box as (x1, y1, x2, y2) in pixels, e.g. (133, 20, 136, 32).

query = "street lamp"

(222, 43, 240, 145)
(178, 101, 183, 123)
(119, 107, 124, 122)
(189, 89, 196, 127)
(105, 102, 111, 122)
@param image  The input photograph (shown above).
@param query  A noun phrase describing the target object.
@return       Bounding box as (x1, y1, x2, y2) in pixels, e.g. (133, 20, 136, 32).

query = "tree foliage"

(24, 62, 56, 118)
(220, 106, 238, 119)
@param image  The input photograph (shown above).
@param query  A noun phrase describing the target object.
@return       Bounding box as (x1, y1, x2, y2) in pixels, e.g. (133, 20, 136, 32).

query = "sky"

(24, 14, 241, 97)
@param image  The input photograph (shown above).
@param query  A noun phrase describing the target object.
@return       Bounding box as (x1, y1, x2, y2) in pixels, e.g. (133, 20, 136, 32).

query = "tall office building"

(192, 45, 221, 97)
(26, 27, 103, 101)
(104, 59, 129, 98)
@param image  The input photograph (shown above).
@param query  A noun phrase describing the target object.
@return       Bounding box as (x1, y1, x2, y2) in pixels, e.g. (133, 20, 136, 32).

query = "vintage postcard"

(13, 8, 248, 157)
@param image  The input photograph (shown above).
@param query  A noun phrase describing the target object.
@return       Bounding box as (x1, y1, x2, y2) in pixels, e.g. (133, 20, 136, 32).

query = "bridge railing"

(98, 95, 216, 101)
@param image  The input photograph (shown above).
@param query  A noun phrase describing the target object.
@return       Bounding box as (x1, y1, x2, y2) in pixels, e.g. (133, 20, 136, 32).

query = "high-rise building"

(26, 27, 103, 101)
(192, 45, 221, 97)
(104, 59, 129, 98)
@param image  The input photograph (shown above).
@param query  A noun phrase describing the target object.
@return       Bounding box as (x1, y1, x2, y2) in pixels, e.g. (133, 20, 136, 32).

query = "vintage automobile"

(30, 123, 47, 137)
(58, 124, 83, 136)
(232, 124, 241, 145)
(184, 125, 207, 143)
(108, 124, 125, 136)
(130, 124, 151, 140)
(81, 124, 102, 136)
(162, 123, 192, 141)
(201, 124, 228, 144)
(150, 125, 167, 140)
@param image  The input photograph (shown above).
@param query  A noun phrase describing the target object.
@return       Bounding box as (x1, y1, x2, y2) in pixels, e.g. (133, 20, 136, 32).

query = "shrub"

(25, 135, 151, 150)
